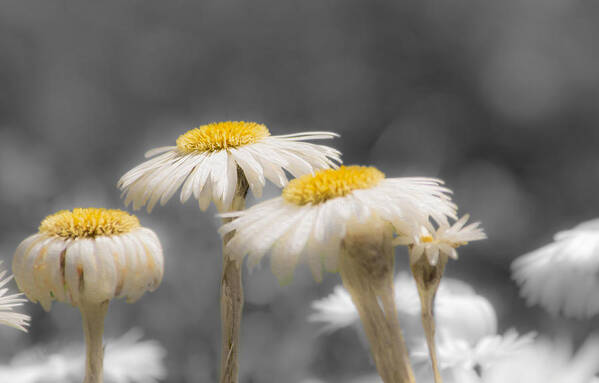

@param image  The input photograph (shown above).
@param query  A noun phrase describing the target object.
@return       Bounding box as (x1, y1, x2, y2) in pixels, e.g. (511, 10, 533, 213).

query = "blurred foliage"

(0, 0, 598, 382)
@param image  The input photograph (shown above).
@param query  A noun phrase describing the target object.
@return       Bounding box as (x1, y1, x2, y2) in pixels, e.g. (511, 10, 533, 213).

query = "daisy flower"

(394, 215, 485, 383)
(117, 121, 340, 383)
(117, 121, 341, 213)
(0, 262, 30, 332)
(394, 214, 487, 266)
(512, 218, 599, 318)
(221, 165, 458, 383)
(12, 208, 164, 383)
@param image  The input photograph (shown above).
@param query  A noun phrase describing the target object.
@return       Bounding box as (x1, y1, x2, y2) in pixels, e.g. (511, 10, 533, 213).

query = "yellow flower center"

(420, 235, 434, 243)
(176, 121, 270, 153)
(39, 208, 140, 239)
(282, 166, 385, 206)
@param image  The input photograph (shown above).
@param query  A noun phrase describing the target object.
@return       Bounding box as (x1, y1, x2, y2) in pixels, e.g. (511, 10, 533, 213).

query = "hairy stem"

(219, 169, 249, 383)
(339, 222, 415, 383)
(79, 300, 109, 383)
(410, 254, 448, 383)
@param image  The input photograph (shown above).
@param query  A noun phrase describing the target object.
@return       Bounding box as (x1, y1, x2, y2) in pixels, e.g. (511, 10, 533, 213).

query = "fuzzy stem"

(339, 222, 415, 383)
(79, 300, 109, 383)
(410, 254, 448, 383)
(219, 169, 249, 383)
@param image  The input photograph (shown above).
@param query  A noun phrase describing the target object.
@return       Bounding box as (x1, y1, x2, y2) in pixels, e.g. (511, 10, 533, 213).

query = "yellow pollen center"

(282, 166, 385, 206)
(420, 235, 434, 243)
(176, 121, 270, 153)
(39, 208, 140, 239)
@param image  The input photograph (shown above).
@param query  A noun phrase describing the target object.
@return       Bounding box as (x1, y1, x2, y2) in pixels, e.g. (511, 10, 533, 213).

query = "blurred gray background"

(0, 1, 598, 382)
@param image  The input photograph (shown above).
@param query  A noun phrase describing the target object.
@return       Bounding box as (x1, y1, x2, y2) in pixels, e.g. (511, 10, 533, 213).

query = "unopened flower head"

(512, 218, 599, 318)
(0, 262, 30, 332)
(12, 208, 164, 310)
(117, 121, 341, 212)
(394, 214, 486, 266)
(219, 165, 457, 283)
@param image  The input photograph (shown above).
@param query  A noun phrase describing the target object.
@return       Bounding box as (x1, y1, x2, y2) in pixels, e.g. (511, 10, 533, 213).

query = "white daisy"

(0, 262, 30, 332)
(484, 334, 599, 383)
(220, 166, 457, 283)
(13, 208, 164, 310)
(0, 328, 167, 383)
(117, 121, 341, 213)
(12, 208, 164, 383)
(512, 218, 599, 318)
(394, 214, 487, 266)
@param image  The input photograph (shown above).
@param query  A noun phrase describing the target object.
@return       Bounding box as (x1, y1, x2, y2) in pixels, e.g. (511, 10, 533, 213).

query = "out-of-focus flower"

(484, 334, 599, 383)
(310, 273, 533, 382)
(0, 262, 29, 332)
(310, 273, 497, 345)
(12, 208, 164, 383)
(220, 166, 456, 283)
(512, 218, 599, 318)
(394, 214, 486, 266)
(0, 328, 167, 383)
(117, 121, 341, 213)
(13, 208, 164, 310)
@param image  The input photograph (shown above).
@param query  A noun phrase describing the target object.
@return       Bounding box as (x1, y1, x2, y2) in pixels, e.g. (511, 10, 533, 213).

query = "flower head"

(512, 218, 599, 318)
(219, 166, 457, 282)
(117, 121, 341, 212)
(394, 214, 486, 266)
(12, 208, 164, 310)
(0, 262, 30, 332)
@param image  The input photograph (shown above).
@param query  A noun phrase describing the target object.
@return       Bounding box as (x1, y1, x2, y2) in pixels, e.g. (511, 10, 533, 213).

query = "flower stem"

(410, 254, 448, 383)
(339, 222, 415, 383)
(219, 169, 249, 383)
(79, 300, 109, 383)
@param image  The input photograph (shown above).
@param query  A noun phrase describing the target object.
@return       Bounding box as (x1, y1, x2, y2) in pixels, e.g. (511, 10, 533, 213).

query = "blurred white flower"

(220, 166, 456, 283)
(310, 272, 497, 345)
(310, 273, 533, 381)
(0, 329, 166, 383)
(394, 214, 486, 266)
(512, 218, 599, 318)
(484, 334, 599, 383)
(0, 263, 30, 332)
(118, 121, 341, 212)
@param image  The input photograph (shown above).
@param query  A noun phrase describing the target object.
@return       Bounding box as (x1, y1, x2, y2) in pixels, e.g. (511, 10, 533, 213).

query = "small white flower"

(12, 208, 164, 310)
(0, 262, 30, 332)
(0, 329, 167, 383)
(394, 214, 486, 266)
(220, 166, 457, 282)
(512, 218, 599, 318)
(484, 334, 599, 383)
(117, 121, 341, 212)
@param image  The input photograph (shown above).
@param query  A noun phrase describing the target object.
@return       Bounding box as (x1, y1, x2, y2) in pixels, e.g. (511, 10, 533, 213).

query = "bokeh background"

(0, 1, 598, 382)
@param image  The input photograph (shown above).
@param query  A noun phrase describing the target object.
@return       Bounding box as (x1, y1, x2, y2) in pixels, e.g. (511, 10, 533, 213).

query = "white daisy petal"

(118, 122, 341, 212)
